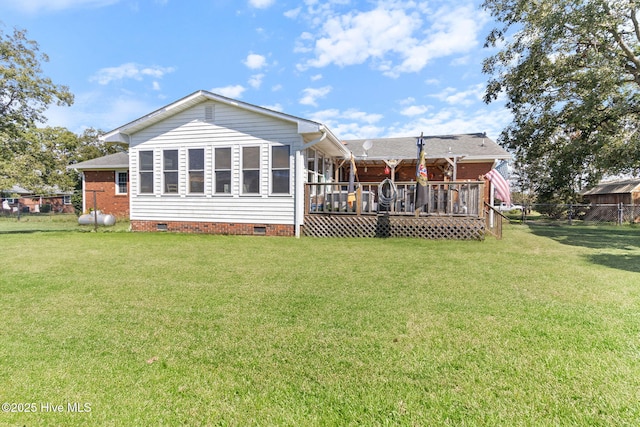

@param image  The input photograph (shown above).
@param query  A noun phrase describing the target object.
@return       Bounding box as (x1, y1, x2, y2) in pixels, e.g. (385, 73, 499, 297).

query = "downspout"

(294, 150, 304, 238)
(302, 126, 328, 150)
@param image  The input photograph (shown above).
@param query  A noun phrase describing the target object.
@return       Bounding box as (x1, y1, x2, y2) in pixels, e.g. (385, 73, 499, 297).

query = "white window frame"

(188, 148, 205, 194)
(214, 147, 232, 195)
(241, 146, 261, 195)
(115, 171, 128, 195)
(163, 149, 179, 194)
(270, 145, 291, 195)
(139, 150, 154, 194)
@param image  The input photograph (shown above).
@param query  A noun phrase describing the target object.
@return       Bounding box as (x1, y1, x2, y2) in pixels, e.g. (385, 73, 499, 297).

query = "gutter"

(302, 126, 328, 150)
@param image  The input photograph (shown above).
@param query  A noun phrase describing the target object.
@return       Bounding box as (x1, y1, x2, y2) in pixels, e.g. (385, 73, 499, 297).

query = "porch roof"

(343, 133, 511, 162)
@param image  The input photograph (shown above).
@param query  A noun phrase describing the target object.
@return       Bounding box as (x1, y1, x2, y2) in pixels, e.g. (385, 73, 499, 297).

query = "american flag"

(485, 168, 511, 206)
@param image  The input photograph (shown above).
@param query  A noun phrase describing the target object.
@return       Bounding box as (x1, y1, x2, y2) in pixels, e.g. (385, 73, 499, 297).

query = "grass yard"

(0, 224, 639, 425)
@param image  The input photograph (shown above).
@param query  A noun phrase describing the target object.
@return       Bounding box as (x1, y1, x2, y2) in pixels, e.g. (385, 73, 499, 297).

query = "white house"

(101, 90, 350, 237)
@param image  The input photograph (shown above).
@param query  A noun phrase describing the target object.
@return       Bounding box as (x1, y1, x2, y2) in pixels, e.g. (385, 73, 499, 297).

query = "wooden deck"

(304, 182, 498, 240)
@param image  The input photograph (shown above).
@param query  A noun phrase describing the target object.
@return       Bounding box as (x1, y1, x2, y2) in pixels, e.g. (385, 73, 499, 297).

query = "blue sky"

(0, 0, 511, 141)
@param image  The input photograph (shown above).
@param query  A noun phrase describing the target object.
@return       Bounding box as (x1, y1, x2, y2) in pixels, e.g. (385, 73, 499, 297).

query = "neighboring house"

(69, 152, 130, 218)
(581, 179, 640, 222)
(75, 90, 511, 238)
(581, 179, 640, 205)
(2, 185, 74, 214)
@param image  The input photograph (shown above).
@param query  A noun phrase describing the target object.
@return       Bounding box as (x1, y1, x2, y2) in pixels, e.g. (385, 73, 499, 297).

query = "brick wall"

(84, 171, 130, 218)
(358, 161, 493, 182)
(456, 163, 493, 180)
(131, 220, 295, 236)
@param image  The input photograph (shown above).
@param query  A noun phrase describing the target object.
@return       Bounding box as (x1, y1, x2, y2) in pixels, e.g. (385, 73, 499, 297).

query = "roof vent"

(205, 105, 214, 122)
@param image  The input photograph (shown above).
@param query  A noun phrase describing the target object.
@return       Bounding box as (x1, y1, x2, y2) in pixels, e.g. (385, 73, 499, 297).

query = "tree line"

(0, 27, 123, 200)
(4, 0, 640, 205)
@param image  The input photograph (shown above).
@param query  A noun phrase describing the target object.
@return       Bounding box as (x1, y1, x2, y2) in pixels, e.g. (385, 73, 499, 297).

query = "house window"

(163, 150, 179, 194)
(215, 147, 231, 194)
(139, 151, 154, 194)
(116, 171, 128, 194)
(242, 146, 260, 194)
(63, 195, 71, 205)
(271, 145, 290, 194)
(189, 149, 205, 194)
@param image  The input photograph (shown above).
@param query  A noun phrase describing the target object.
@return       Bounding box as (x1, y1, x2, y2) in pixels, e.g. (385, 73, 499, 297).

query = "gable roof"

(582, 179, 640, 196)
(344, 133, 511, 162)
(100, 90, 350, 159)
(68, 152, 129, 171)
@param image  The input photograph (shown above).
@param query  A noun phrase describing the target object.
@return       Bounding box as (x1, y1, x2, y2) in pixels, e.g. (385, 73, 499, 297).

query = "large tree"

(0, 127, 126, 195)
(482, 0, 640, 202)
(0, 27, 74, 137)
(0, 26, 76, 194)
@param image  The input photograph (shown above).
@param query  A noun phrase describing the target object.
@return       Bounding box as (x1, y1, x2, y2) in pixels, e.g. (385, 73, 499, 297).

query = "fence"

(1, 192, 79, 218)
(508, 203, 640, 225)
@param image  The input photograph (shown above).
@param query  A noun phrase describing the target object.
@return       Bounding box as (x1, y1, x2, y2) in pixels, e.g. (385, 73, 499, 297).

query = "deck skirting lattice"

(303, 215, 485, 240)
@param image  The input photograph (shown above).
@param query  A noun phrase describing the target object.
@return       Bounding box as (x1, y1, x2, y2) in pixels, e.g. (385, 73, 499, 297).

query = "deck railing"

(305, 181, 485, 217)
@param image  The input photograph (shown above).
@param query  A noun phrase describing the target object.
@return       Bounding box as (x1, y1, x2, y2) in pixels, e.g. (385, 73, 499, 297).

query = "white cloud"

(294, 32, 315, 54)
(431, 84, 485, 107)
(211, 85, 246, 99)
(386, 106, 512, 142)
(152, 81, 161, 91)
(400, 105, 430, 116)
(90, 63, 175, 85)
(451, 55, 471, 66)
(310, 74, 323, 81)
(244, 53, 267, 70)
(341, 109, 383, 124)
(284, 7, 301, 19)
(0, 0, 120, 13)
(299, 86, 332, 106)
(300, 7, 420, 70)
(399, 97, 416, 106)
(248, 74, 264, 89)
(295, 3, 488, 78)
(308, 108, 385, 140)
(248, 0, 275, 9)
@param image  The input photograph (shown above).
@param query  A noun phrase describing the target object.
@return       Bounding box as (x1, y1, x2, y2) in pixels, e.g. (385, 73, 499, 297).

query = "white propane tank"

(78, 210, 116, 227)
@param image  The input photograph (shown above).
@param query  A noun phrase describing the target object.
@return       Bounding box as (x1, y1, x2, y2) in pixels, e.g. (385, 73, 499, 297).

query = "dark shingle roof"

(343, 133, 510, 161)
(68, 152, 129, 170)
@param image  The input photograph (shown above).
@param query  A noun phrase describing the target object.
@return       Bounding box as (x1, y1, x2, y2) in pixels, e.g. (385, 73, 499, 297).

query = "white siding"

(129, 101, 304, 225)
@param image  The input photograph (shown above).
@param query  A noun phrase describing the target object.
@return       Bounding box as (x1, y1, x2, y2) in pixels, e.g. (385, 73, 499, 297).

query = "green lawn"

(0, 224, 639, 425)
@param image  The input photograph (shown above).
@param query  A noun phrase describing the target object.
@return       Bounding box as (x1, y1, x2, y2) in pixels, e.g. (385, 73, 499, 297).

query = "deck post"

(356, 186, 362, 216)
(478, 182, 485, 218)
(304, 184, 310, 216)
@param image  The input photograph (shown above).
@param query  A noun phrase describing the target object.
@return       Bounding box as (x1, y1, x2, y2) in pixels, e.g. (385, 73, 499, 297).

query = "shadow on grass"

(586, 253, 640, 273)
(0, 229, 81, 235)
(528, 224, 640, 250)
(527, 224, 640, 273)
